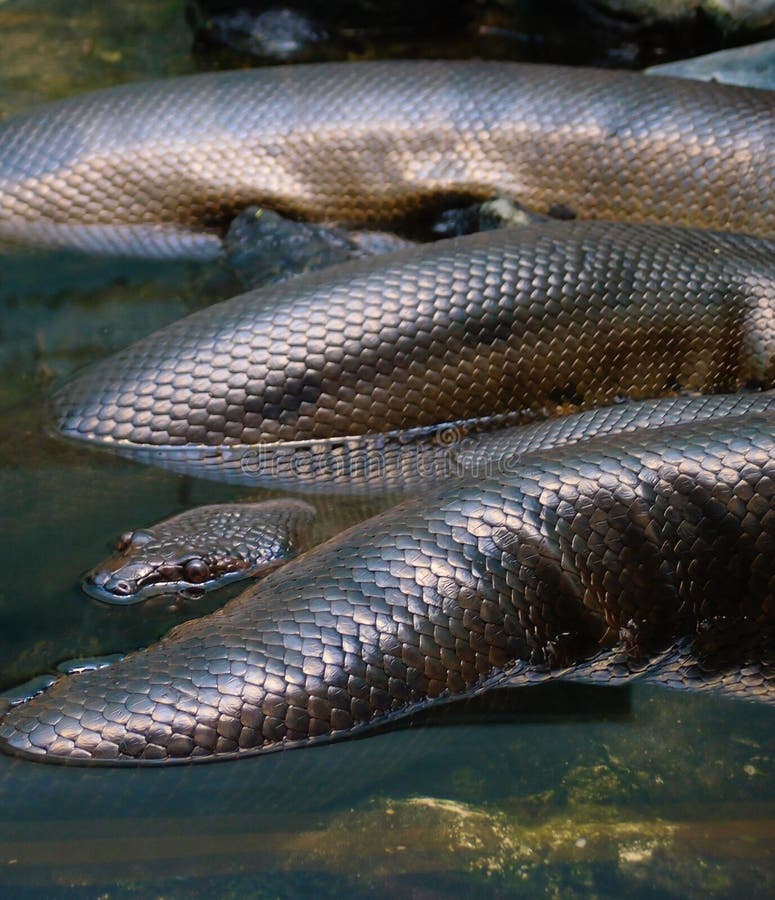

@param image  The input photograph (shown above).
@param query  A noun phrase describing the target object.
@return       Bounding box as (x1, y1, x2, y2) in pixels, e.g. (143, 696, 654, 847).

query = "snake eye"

(183, 558, 210, 584)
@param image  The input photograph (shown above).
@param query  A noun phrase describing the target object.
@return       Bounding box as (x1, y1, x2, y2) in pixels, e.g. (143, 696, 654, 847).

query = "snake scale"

(0, 61, 773, 763)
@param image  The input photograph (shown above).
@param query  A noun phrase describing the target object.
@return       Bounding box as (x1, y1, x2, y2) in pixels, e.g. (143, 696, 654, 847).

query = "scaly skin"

(2, 62, 774, 765)
(80, 393, 775, 604)
(1, 412, 772, 763)
(0, 62, 772, 257)
(50, 222, 775, 493)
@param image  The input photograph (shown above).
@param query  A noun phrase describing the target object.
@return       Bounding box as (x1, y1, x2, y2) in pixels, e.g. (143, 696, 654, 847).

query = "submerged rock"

(188, 6, 328, 61)
(185, 0, 468, 62)
(223, 207, 413, 289)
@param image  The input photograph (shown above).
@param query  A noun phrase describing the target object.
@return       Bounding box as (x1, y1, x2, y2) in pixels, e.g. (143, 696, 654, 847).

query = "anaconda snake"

(0, 61, 772, 763)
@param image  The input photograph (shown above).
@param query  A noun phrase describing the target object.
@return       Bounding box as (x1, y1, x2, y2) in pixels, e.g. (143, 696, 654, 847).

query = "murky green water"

(0, 2, 773, 896)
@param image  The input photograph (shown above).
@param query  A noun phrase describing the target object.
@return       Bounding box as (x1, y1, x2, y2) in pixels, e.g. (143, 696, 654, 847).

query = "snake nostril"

(109, 579, 134, 596)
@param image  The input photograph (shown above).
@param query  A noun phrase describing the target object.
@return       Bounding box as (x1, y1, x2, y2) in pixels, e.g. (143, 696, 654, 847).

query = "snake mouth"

(81, 574, 155, 606)
(81, 568, 255, 605)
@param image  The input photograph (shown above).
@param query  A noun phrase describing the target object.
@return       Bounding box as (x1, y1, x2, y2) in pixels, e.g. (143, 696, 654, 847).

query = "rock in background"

(184, 0, 775, 68)
(595, 0, 774, 30)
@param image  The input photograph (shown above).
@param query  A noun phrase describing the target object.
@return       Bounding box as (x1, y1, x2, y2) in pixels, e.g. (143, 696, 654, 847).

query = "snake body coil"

(0, 61, 772, 257)
(1, 409, 772, 763)
(1, 62, 774, 764)
(51, 223, 775, 484)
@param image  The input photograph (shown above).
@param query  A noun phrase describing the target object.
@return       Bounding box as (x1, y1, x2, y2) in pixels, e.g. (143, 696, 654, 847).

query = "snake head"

(81, 500, 315, 605)
(82, 553, 223, 605)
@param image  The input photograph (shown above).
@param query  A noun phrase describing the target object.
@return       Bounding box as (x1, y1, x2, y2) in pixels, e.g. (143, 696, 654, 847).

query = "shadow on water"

(0, 1, 773, 897)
